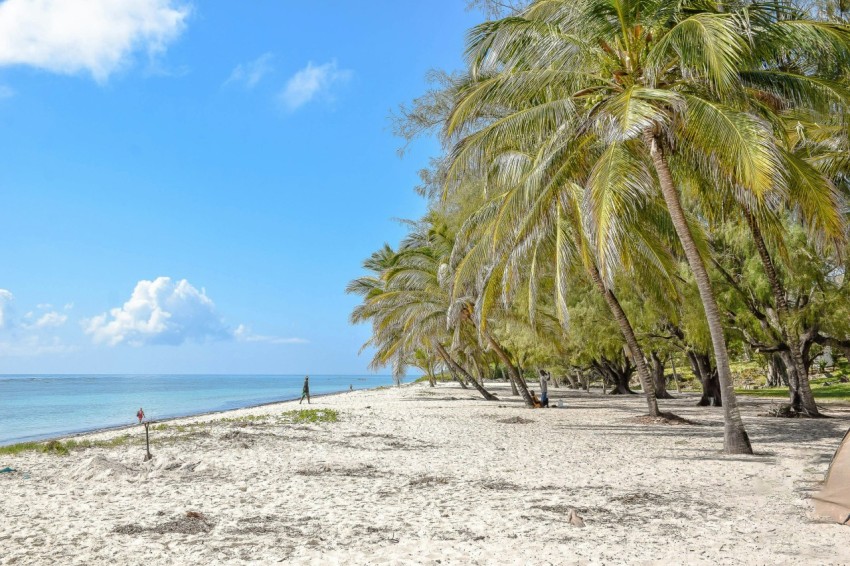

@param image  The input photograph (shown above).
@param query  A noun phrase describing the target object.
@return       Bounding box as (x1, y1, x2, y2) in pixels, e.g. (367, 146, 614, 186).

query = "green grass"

(736, 377, 850, 402)
(0, 435, 137, 457)
(219, 414, 270, 424)
(280, 409, 339, 424)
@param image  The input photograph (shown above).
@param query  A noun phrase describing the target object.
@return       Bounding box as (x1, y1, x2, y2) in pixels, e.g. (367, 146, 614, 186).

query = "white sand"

(1, 382, 849, 565)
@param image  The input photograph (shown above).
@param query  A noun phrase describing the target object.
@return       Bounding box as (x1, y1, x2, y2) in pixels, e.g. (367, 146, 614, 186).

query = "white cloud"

(279, 60, 352, 111)
(23, 303, 69, 329)
(234, 324, 307, 345)
(0, 289, 13, 329)
(0, 291, 73, 355)
(0, 0, 190, 82)
(84, 277, 230, 346)
(225, 52, 273, 89)
(30, 311, 68, 329)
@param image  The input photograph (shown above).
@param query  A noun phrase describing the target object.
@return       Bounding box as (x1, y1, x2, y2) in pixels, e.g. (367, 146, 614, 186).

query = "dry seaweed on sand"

(497, 416, 535, 424)
(113, 511, 215, 536)
(296, 463, 383, 478)
(480, 479, 523, 491)
(408, 474, 451, 487)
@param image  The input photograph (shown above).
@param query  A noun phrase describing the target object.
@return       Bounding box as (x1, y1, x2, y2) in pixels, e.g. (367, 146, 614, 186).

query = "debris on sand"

(626, 412, 696, 426)
(113, 511, 215, 536)
(497, 416, 535, 424)
(408, 474, 451, 487)
(760, 404, 802, 418)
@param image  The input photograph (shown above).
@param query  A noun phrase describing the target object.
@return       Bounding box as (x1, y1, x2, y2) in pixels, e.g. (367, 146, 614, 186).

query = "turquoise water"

(0, 374, 398, 446)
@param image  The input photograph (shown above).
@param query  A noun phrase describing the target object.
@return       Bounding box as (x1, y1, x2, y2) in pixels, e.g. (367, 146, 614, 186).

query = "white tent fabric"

(813, 428, 850, 525)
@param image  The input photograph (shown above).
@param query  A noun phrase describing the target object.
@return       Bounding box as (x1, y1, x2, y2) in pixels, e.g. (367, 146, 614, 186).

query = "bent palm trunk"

(480, 328, 534, 407)
(587, 264, 660, 415)
(647, 133, 752, 454)
(445, 360, 468, 389)
(436, 343, 498, 401)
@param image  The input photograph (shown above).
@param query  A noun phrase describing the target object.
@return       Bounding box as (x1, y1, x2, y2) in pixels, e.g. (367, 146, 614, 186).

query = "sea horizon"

(0, 373, 402, 446)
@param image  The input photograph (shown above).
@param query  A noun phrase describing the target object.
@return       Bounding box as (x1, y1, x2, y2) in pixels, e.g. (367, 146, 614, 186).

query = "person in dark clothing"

(300, 375, 311, 404)
(538, 369, 550, 408)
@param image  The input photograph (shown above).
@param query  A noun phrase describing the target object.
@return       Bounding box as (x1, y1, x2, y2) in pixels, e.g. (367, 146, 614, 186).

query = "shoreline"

(2, 380, 409, 448)
(3, 381, 848, 564)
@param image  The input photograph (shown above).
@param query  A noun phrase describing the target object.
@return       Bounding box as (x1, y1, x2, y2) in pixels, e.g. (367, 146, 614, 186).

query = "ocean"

(0, 374, 400, 446)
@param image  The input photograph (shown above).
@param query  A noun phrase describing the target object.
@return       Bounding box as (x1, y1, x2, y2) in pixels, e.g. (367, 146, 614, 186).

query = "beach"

(2, 381, 849, 565)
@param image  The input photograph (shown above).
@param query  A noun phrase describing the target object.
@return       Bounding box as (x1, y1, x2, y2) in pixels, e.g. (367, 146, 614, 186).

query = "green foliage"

(351, 0, 850, 418)
(0, 435, 136, 457)
(279, 409, 339, 424)
(218, 414, 271, 424)
(414, 373, 454, 383)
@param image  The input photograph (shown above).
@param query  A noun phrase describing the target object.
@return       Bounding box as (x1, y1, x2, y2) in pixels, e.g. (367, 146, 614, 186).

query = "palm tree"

(348, 218, 501, 402)
(442, 0, 850, 453)
(446, 147, 679, 416)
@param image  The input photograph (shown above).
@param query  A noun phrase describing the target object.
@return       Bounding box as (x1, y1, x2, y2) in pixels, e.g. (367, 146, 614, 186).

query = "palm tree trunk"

(646, 133, 752, 454)
(479, 328, 534, 407)
(509, 373, 520, 396)
(587, 264, 660, 415)
(743, 209, 820, 417)
(444, 358, 469, 389)
(435, 343, 498, 401)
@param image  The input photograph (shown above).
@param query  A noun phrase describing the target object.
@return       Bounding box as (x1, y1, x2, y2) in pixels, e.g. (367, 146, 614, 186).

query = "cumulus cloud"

(234, 324, 307, 345)
(0, 0, 190, 82)
(279, 60, 352, 111)
(0, 289, 13, 329)
(224, 52, 273, 89)
(84, 277, 230, 346)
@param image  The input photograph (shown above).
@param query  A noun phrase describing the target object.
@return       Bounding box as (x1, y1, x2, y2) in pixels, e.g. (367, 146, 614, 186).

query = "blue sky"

(0, 0, 483, 374)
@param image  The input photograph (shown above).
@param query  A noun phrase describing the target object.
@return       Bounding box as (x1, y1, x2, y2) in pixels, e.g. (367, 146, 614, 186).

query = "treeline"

(349, 0, 850, 455)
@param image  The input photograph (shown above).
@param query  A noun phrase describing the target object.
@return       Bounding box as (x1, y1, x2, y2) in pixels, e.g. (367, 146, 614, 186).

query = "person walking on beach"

(538, 370, 550, 408)
(300, 376, 310, 404)
(136, 407, 145, 423)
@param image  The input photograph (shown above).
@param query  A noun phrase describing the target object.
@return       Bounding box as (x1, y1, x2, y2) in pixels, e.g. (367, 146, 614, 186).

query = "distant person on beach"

(300, 376, 310, 404)
(136, 407, 145, 423)
(349, 384, 353, 392)
(538, 369, 550, 408)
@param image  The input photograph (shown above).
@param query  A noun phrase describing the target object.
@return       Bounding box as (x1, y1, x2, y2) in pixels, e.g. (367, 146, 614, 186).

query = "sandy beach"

(2, 382, 849, 565)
